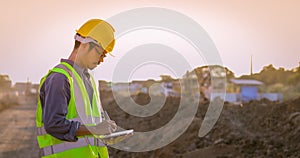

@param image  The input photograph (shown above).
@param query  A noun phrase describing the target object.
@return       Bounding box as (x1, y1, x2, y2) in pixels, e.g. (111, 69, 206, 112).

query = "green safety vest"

(36, 61, 108, 158)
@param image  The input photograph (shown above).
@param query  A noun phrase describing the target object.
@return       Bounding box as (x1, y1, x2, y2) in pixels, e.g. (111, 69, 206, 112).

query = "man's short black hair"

(73, 33, 96, 51)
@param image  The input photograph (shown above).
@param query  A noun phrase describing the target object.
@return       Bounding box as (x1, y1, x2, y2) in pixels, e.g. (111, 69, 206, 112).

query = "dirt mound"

(100, 91, 300, 157)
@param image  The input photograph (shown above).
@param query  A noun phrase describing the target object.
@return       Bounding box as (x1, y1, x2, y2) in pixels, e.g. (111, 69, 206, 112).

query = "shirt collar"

(60, 59, 87, 77)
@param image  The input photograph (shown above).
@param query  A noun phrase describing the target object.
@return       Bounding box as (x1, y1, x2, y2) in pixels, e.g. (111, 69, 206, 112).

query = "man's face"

(83, 43, 107, 70)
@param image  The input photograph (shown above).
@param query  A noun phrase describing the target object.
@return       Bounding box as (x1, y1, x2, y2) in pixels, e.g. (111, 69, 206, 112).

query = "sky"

(0, 0, 299, 84)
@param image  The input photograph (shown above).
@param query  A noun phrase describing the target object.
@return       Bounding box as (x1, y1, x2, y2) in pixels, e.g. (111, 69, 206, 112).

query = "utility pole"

(250, 54, 253, 76)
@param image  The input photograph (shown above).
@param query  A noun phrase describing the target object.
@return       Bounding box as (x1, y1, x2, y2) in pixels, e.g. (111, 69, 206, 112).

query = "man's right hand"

(76, 120, 117, 136)
(90, 120, 117, 135)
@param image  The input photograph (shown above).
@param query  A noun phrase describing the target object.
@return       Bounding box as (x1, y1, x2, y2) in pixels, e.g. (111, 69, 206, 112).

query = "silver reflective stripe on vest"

(37, 127, 47, 135)
(42, 137, 105, 156)
(37, 118, 83, 136)
(37, 116, 103, 138)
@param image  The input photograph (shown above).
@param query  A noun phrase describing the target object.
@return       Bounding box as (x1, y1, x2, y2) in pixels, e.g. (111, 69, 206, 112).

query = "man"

(36, 19, 119, 158)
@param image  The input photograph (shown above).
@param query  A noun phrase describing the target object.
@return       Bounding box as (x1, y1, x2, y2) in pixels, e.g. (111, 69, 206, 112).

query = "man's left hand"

(101, 132, 133, 145)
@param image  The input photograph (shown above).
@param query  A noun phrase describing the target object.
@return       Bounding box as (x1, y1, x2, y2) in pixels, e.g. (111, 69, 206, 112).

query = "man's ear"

(78, 43, 89, 54)
(81, 43, 89, 49)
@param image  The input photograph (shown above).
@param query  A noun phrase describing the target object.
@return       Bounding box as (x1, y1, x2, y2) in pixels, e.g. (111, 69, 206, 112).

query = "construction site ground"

(0, 95, 40, 158)
(0, 92, 300, 157)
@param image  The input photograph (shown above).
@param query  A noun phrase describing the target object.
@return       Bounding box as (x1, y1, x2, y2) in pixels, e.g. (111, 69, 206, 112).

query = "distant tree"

(224, 67, 235, 79)
(259, 64, 277, 84)
(239, 64, 295, 85)
(160, 75, 175, 82)
(267, 83, 285, 93)
(288, 62, 300, 85)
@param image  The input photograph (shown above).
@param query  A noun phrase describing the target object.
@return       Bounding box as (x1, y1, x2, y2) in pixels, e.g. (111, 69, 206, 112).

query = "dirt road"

(0, 96, 40, 158)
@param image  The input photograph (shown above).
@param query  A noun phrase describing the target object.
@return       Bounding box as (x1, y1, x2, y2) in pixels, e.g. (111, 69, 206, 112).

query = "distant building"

(0, 74, 12, 92)
(14, 82, 38, 96)
(182, 69, 283, 103)
(31, 84, 39, 94)
(182, 65, 226, 100)
(130, 80, 147, 94)
(111, 82, 129, 92)
(0, 74, 14, 100)
(98, 80, 112, 91)
(160, 79, 181, 97)
(230, 79, 264, 102)
(96, 66, 283, 103)
(99, 78, 181, 97)
(182, 71, 199, 97)
(216, 79, 283, 103)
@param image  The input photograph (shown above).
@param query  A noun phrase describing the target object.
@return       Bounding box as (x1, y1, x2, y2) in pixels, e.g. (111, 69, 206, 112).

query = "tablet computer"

(98, 129, 134, 139)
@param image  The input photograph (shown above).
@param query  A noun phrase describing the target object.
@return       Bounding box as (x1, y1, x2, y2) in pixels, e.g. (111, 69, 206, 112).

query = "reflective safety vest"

(36, 61, 108, 158)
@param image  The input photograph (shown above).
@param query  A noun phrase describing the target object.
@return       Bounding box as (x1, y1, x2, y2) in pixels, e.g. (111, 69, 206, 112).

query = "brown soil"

(1, 91, 299, 158)
(101, 91, 300, 158)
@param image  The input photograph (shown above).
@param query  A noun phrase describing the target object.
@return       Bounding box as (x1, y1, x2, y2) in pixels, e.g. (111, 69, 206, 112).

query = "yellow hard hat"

(76, 19, 115, 53)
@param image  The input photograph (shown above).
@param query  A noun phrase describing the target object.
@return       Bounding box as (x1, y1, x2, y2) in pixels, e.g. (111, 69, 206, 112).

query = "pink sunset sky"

(0, 0, 299, 83)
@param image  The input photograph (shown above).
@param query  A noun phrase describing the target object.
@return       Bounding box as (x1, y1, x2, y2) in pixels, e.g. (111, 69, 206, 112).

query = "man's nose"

(97, 58, 104, 64)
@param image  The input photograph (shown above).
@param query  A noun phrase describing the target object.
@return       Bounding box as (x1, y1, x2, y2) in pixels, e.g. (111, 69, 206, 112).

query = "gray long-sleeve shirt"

(39, 59, 94, 142)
